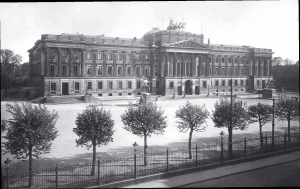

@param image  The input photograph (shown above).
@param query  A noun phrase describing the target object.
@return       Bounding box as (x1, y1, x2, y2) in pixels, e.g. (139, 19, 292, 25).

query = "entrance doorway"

(62, 82, 69, 95)
(185, 80, 193, 95)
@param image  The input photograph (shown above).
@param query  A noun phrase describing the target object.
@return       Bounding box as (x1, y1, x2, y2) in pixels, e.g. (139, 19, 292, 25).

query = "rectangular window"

(97, 66, 103, 76)
(154, 65, 157, 76)
(118, 54, 122, 61)
(50, 65, 55, 76)
(108, 82, 113, 89)
(127, 67, 131, 75)
(221, 67, 224, 75)
(241, 80, 244, 86)
(170, 81, 174, 89)
(222, 58, 224, 63)
(96, 53, 102, 60)
(240, 68, 243, 75)
(74, 51, 78, 59)
(118, 81, 123, 89)
(50, 83, 56, 91)
(145, 54, 149, 60)
(215, 68, 218, 75)
(87, 82, 92, 90)
(62, 66, 67, 76)
(215, 80, 219, 86)
(203, 81, 207, 88)
(62, 50, 66, 58)
(137, 81, 141, 89)
(228, 80, 232, 86)
(107, 53, 112, 60)
(222, 80, 225, 86)
(127, 54, 131, 61)
(177, 63, 181, 75)
(128, 81, 132, 89)
(234, 80, 238, 86)
(107, 66, 113, 76)
(257, 80, 260, 86)
(186, 63, 189, 76)
(136, 54, 140, 61)
(75, 82, 79, 91)
(216, 58, 219, 63)
(154, 55, 158, 60)
(87, 65, 92, 75)
(86, 52, 92, 60)
(74, 66, 78, 76)
(98, 82, 103, 89)
(136, 67, 141, 76)
(117, 67, 122, 76)
(145, 67, 150, 76)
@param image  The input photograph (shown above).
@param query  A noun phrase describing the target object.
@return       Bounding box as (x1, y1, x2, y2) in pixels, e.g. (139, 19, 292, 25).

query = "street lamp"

(220, 131, 225, 142)
(133, 141, 139, 154)
(132, 141, 139, 178)
(4, 158, 11, 189)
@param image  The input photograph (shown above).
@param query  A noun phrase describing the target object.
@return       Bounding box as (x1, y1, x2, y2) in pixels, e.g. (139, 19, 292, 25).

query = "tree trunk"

(288, 117, 291, 142)
(144, 134, 148, 166)
(260, 126, 263, 150)
(228, 128, 233, 159)
(91, 144, 96, 176)
(188, 130, 193, 159)
(28, 144, 33, 188)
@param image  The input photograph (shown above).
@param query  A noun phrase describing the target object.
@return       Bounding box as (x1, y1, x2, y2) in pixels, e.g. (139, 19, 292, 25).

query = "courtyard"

(1, 94, 299, 174)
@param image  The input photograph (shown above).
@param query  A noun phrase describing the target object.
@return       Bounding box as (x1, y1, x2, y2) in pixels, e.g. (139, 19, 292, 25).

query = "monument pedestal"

(262, 88, 276, 98)
(139, 92, 151, 104)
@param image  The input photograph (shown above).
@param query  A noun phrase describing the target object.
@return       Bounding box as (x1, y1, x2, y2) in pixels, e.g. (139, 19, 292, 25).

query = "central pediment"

(164, 40, 209, 49)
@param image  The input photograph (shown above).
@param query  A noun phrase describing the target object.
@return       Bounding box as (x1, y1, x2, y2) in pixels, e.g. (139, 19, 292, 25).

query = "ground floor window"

(222, 80, 225, 87)
(257, 80, 260, 86)
(128, 81, 132, 89)
(87, 82, 92, 90)
(203, 81, 207, 88)
(137, 81, 141, 89)
(109, 82, 113, 89)
(98, 82, 103, 89)
(241, 80, 244, 86)
(75, 82, 79, 91)
(51, 83, 56, 91)
(118, 81, 123, 89)
(170, 81, 174, 89)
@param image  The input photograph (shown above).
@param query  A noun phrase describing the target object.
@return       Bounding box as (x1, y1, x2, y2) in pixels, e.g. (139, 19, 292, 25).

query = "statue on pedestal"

(142, 78, 150, 93)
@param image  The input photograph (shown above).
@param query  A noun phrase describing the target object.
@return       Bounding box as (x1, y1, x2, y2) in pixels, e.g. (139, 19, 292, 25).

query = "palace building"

(28, 20, 274, 97)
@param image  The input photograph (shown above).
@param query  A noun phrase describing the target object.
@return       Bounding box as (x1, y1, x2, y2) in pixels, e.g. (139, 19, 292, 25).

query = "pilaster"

(81, 49, 86, 76)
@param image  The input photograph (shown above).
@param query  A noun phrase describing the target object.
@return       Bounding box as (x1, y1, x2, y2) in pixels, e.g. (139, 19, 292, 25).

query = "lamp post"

(133, 141, 138, 178)
(4, 158, 11, 189)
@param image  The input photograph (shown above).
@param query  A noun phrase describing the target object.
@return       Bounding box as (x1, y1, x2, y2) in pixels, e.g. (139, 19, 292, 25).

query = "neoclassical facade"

(28, 25, 273, 97)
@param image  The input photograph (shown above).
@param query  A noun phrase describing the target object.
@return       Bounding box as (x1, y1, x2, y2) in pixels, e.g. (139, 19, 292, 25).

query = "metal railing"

(2, 130, 299, 189)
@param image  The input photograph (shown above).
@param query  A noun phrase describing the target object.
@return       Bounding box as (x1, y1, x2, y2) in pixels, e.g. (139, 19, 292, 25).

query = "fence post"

(134, 154, 137, 179)
(265, 133, 267, 154)
(195, 145, 198, 167)
(97, 159, 100, 185)
(284, 131, 287, 149)
(55, 164, 58, 189)
(244, 138, 246, 158)
(166, 149, 169, 172)
(221, 141, 223, 162)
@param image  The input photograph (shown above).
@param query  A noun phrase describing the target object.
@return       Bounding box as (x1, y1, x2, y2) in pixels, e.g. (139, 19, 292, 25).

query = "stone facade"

(28, 28, 274, 97)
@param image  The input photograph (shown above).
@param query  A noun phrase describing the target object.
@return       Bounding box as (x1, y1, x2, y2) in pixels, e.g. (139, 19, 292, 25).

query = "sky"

(0, 1, 298, 63)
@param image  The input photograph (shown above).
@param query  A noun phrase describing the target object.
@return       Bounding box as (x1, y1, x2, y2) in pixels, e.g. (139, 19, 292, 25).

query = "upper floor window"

(136, 67, 141, 76)
(107, 53, 112, 60)
(228, 58, 231, 63)
(127, 66, 131, 75)
(62, 66, 67, 76)
(234, 68, 238, 75)
(87, 82, 92, 90)
(97, 66, 103, 76)
(240, 68, 243, 75)
(209, 67, 212, 75)
(215, 68, 218, 75)
(96, 53, 102, 60)
(145, 66, 150, 76)
(107, 66, 113, 76)
(62, 50, 67, 58)
(154, 55, 158, 60)
(87, 65, 92, 75)
(74, 51, 79, 59)
(186, 63, 190, 76)
(216, 58, 219, 63)
(118, 54, 122, 61)
(137, 81, 141, 89)
(127, 54, 131, 61)
(117, 66, 122, 76)
(221, 67, 225, 75)
(222, 58, 224, 63)
(86, 52, 92, 60)
(128, 81, 132, 89)
(50, 65, 55, 76)
(118, 81, 123, 89)
(74, 66, 78, 76)
(145, 54, 149, 60)
(177, 63, 181, 75)
(136, 54, 140, 61)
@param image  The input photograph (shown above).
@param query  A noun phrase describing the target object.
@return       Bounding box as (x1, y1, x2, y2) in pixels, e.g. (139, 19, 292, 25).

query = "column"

(161, 52, 165, 77)
(231, 56, 234, 76)
(103, 50, 108, 77)
(93, 50, 97, 76)
(218, 56, 221, 76)
(123, 51, 126, 76)
(57, 48, 61, 76)
(211, 55, 215, 76)
(225, 55, 228, 77)
(206, 55, 210, 77)
(29, 53, 33, 84)
(181, 53, 185, 76)
(200, 55, 203, 76)
(69, 48, 73, 76)
(45, 47, 49, 76)
(237, 56, 240, 76)
(165, 52, 169, 76)
(173, 53, 176, 76)
(268, 58, 271, 76)
(192, 54, 196, 76)
(81, 49, 86, 76)
(132, 51, 136, 77)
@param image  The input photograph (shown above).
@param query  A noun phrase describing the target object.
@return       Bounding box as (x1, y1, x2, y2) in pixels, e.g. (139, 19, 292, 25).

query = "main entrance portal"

(185, 80, 193, 95)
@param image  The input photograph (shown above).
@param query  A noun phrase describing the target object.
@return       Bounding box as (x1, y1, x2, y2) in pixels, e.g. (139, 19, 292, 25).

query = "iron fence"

(2, 130, 299, 189)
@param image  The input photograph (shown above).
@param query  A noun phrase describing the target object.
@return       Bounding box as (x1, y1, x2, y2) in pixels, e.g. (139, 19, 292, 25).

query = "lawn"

(1, 95, 299, 175)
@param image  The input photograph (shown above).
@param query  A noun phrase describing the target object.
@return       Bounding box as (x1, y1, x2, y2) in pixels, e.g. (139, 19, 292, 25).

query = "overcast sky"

(0, 1, 298, 63)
